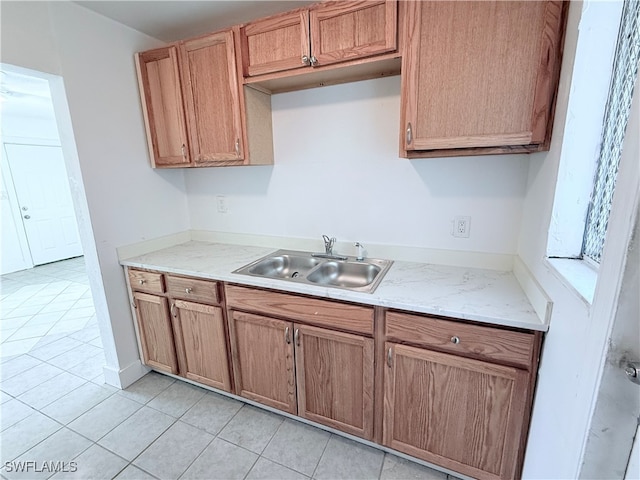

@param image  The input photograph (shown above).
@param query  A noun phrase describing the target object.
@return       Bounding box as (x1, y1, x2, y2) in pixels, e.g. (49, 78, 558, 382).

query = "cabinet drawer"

(226, 284, 374, 335)
(128, 269, 164, 294)
(166, 275, 220, 305)
(385, 311, 535, 369)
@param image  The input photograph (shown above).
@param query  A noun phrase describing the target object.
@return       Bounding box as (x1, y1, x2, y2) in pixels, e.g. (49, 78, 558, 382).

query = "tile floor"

(1, 258, 459, 480)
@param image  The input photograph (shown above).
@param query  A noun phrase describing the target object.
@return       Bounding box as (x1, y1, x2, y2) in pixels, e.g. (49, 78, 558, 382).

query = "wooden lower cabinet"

(132, 292, 179, 374)
(227, 309, 375, 440)
(228, 311, 297, 414)
(383, 342, 530, 480)
(172, 300, 231, 391)
(295, 324, 374, 439)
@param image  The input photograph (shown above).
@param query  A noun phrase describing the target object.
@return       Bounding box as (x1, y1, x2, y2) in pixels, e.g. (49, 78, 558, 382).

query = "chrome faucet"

(322, 235, 336, 255)
(312, 235, 347, 260)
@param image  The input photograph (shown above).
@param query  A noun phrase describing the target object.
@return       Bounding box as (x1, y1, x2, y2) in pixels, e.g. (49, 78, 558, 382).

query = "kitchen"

(1, 1, 638, 479)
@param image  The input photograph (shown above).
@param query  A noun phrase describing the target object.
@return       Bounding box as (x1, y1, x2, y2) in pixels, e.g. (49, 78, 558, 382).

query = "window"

(582, 0, 640, 264)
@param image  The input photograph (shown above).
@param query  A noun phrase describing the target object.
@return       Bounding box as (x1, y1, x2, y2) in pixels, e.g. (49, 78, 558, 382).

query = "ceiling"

(0, 69, 54, 118)
(73, 1, 315, 43)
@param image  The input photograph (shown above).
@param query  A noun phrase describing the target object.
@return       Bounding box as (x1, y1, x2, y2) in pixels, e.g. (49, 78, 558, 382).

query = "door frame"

(578, 76, 640, 478)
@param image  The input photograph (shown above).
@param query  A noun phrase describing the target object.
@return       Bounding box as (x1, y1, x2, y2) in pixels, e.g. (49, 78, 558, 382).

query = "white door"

(4, 143, 82, 265)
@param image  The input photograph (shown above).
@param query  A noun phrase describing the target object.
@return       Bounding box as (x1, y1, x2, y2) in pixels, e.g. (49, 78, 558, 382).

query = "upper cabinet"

(240, 0, 398, 80)
(400, 1, 567, 158)
(180, 31, 245, 165)
(136, 47, 191, 168)
(136, 29, 274, 169)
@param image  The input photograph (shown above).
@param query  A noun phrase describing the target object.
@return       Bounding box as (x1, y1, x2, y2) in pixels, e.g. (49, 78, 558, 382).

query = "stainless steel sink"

(233, 249, 392, 293)
(248, 254, 320, 279)
(306, 261, 381, 288)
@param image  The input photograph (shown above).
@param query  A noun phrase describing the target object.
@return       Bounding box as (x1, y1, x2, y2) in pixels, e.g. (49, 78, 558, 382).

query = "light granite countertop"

(120, 240, 547, 332)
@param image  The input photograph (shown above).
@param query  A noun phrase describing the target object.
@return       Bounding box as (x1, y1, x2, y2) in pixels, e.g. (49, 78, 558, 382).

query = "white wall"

(1, 1, 190, 386)
(186, 77, 530, 256)
(517, 1, 640, 478)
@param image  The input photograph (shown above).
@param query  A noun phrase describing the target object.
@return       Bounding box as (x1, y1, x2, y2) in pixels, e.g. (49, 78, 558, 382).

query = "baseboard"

(103, 360, 149, 389)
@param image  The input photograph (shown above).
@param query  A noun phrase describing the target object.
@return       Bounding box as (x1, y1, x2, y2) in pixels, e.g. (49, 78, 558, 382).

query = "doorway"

(0, 69, 83, 274)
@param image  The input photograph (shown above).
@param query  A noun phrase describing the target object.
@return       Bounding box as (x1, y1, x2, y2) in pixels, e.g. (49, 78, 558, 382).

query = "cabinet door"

(135, 46, 190, 168)
(310, 0, 397, 67)
(172, 300, 231, 392)
(181, 31, 245, 165)
(383, 343, 529, 480)
(401, 1, 565, 152)
(133, 292, 179, 374)
(295, 324, 374, 439)
(240, 10, 310, 77)
(228, 311, 296, 414)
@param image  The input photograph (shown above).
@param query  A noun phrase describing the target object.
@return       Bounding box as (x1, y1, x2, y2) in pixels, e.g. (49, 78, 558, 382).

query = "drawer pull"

(185, 288, 193, 294)
(387, 347, 393, 367)
(138, 279, 145, 285)
(451, 336, 460, 344)
(285, 327, 291, 344)
(170, 303, 177, 318)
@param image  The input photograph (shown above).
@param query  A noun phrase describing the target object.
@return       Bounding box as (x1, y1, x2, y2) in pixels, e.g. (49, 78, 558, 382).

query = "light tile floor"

(1, 258, 459, 480)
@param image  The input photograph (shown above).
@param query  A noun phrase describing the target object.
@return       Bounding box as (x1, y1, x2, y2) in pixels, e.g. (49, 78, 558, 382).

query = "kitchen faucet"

(322, 235, 335, 255)
(312, 235, 347, 260)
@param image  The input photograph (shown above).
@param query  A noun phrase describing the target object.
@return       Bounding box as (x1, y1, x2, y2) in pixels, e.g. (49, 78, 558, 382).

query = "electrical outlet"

(216, 195, 228, 214)
(452, 216, 471, 238)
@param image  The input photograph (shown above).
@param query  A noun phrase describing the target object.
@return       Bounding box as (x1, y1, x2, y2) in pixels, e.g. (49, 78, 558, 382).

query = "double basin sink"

(233, 249, 393, 293)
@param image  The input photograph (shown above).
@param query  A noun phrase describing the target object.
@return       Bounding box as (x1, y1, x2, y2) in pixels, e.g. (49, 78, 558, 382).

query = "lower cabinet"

(383, 343, 529, 480)
(127, 270, 541, 479)
(172, 300, 231, 391)
(227, 303, 375, 440)
(128, 268, 232, 393)
(132, 291, 179, 375)
(228, 311, 297, 414)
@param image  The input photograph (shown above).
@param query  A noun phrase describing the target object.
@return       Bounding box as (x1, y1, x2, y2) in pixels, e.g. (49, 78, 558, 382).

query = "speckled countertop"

(120, 241, 546, 332)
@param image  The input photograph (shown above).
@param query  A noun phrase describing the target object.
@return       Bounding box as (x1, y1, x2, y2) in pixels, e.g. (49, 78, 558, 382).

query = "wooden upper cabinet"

(240, 1, 397, 77)
(383, 343, 530, 480)
(180, 30, 245, 165)
(400, 1, 567, 157)
(309, 0, 396, 67)
(135, 46, 191, 168)
(241, 11, 310, 77)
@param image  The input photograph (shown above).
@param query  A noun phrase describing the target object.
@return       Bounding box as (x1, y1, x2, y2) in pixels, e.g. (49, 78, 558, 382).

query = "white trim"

(116, 231, 192, 260)
(103, 360, 149, 389)
(0, 136, 60, 147)
(513, 256, 553, 324)
(545, 257, 597, 305)
(546, 1, 625, 258)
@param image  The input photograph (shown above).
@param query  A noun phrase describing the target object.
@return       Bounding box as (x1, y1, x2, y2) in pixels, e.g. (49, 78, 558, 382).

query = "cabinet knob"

(450, 336, 460, 344)
(138, 279, 145, 285)
(302, 55, 310, 65)
(185, 288, 193, 294)
(406, 123, 413, 145)
(310, 56, 318, 66)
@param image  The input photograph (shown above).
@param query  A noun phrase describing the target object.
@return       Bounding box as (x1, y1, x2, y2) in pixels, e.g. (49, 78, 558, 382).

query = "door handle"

(625, 362, 640, 385)
(22, 206, 28, 211)
(23, 215, 30, 219)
